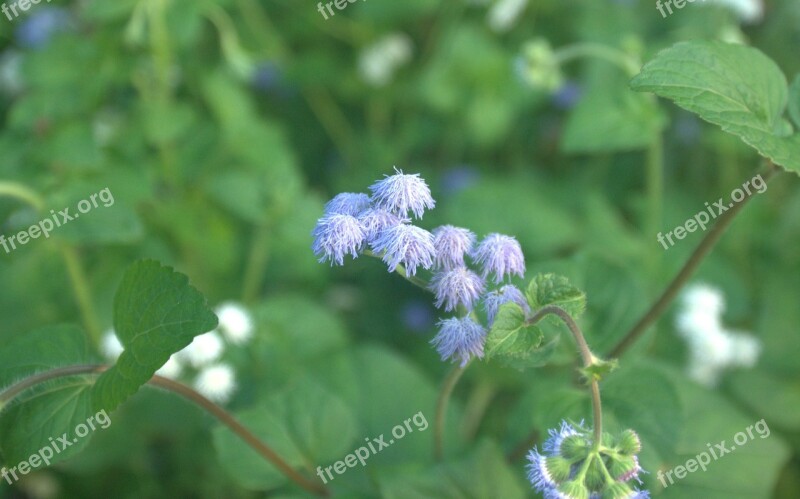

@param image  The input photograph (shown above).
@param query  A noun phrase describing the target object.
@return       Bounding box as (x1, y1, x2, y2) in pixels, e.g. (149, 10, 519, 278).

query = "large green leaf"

(93, 260, 217, 412)
(526, 273, 587, 319)
(212, 378, 357, 491)
(484, 303, 546, 369)
(0, 325, 99, 466)
(631, 41, 800, 174)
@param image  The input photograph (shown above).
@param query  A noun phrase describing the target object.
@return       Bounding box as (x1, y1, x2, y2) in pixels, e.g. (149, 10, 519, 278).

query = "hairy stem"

(526, 305, 602, 446)
(0, 365, 329, 497)
(434, 363, 467, 461)
(607, 163, 780, 358)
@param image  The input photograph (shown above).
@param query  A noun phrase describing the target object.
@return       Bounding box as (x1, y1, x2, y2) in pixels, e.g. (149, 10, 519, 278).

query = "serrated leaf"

(526, 273, 587, 319)
(484, 303, 546, 369)
(789, 75, 800, 130)
(93, 260, 217, 412)
(631, 41, 800, 174)
(212, 378, 357, 491)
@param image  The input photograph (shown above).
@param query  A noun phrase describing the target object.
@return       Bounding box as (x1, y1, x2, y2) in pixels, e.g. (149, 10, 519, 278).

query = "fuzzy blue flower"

(543, 420, 582, 457)
(430, 316, 486, 367)
(526, 448, 558, 492)
(369, 167, 435, 219)
(430, 267, 485, 312)
(324, 192, 371, 216)
(483, 285, 530, 326)
(311, 213, 366, 266)
(371, 223, 435, 276)
(471, 233, 526, 283)
(359, 207, 403, 243)
(432, 225, 476, 270)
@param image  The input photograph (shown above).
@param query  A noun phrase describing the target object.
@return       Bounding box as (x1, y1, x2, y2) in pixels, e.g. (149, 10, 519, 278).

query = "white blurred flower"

(194, 364, 236, 403)
(487, 0, 528, 32)
(0, 50, 24, 96)
(101, 329, 124, 361)
(727, 331, 761, 368)
(178, 331, 224, 368)
(707, 0, 763, 24)
(358, 33, 413, 87)
(681, 283, 725, 317)
(155, 355, 183, 379)
(216, 301, 254, 345)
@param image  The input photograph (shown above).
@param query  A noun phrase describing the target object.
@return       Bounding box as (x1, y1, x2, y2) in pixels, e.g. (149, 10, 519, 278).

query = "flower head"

(312, 213, 366, 266)
(471, 233, 526, 283)
(369, 167, 435, 219)
(371, 223, 435, 276)
(483, 285, 530, 326)
(178, 331, 225, 368)
(194, 363, 236, 403)
(216, 301, 254, 345)
(430, 267, 485, 312)
(324, 192, 371, 216)
(432, 225, 476, 270)
(359, 207, 403, 243)
(430, 316, 486, 367)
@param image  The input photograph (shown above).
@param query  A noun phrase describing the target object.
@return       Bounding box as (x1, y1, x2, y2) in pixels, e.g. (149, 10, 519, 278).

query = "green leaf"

(484, 303, 546, 369)
(631, 41, 800, 174)
(0, 325, 99, 466)
(526, 273, 587, 318)
(580, 357, 619, 382)
(93, 260, 217, 412)
(212, 378, 357, 491)
(378, 441, 527, 499)
(789, 75, 800, 130)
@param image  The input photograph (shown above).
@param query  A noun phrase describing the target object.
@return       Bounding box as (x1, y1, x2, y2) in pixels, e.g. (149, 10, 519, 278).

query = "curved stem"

(0, 365, 329, 497)
(434, 363, 467, 461)
(526, 305, 602, 446)
(608, 163, 780, 359)
(363, 250, 430, 291)
(554, 43, 640, 76)
(59, 245, 103, 351)
(0, 181, 46, 211)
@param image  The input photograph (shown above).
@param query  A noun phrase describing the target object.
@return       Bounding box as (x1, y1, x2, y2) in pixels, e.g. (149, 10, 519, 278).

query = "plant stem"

(554, 43, 640, 76)
(607, 162, 780, 359)
(0, 365, 329, 497)
(59, 245, 103, 351)
(0, 181, 46, 211)
(363, 250, 430, 291)
(646, 133, 664, 273)
(526, 305, 602, 446)
(460, 381, 496, 441)
(241, 221, 273, 303)
(434, 363, 467, 461)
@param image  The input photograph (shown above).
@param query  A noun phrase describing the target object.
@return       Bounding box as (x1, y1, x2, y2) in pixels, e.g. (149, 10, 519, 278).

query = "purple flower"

(311, 214, 366, 266)
(369, 167, 435, 219)
(432, 225, 476, 270)
(324, 192, 371, 216)
(15, 7, 70, 49)
(359, 207, 403, 243)
(543, 421, 582, 456)
(483, 285, 530, 326)
(526, 448, 557, 492)
(471, 233, 526, 283)
(371, 223, 435, 276)
(430, 267, 485, 312)
(551, 81, 582, 110)
(430, 316, 486, 367)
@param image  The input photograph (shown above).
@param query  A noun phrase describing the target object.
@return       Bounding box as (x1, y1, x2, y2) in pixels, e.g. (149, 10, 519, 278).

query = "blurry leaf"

(728, 370, 800, 431)
(93, 260, 217, 412)
(213, 377, 357, 490)
(378, 441, 527, 499)
(562, 87, 664, 153)
(631, 41, 800, 174)
(485, 303, 547, 369)
(526, 273, 586, 319)
(0, 325, 99, 466)
(789, 75, 800, 130)
(659, 376, 790, 499)
(139, 100, 197, 144)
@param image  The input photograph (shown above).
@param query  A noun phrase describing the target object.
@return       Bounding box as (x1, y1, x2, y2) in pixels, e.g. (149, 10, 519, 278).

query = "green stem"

(647, 133, 664, 273)
(59, 245, 103, 351)
(0, 365, 330, 497)
(553, 43, 640, 76)
(0, 182, 46, 211)
(241, 221, 273, 303)
(434, 363, 467, 461)
(363, 250, 430, 291)
(608, 162, 780, 358)
(460, 381, 496, 441)
(526, 305, 603, 446)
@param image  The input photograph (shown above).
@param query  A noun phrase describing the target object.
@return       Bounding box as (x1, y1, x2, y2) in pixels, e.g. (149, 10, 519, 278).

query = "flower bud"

(560, 434, 590, 461)
(616, 429, 642, 456)
(601, 481, 635, 499)
(583, 454, 607, 492)
(557, 479, 590, 499)
(607, 454, 639, 483)
(545, 456, 573, 484)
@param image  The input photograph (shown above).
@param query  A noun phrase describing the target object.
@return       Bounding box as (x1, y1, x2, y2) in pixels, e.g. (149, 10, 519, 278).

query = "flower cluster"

(101, 301, 255, 404)
(312, 168, 528, 367)
(675, 283, 761, 387)
(527, 421, 649, 499)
